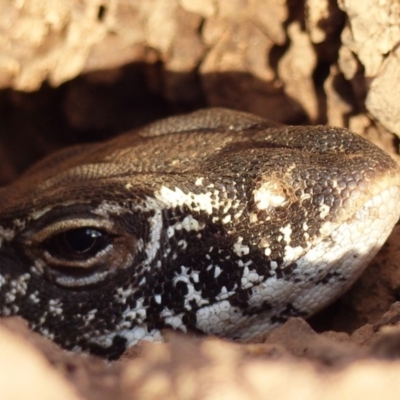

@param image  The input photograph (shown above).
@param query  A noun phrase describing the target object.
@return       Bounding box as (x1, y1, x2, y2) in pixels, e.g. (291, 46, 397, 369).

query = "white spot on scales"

(253, 181, 289, 210)
(233, 236, 250, 256)
(280, 224, 292, 244)
(156, 185, 216, 214)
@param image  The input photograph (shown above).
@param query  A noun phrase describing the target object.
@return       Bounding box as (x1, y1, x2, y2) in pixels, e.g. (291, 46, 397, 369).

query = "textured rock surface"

(2, 0, 400, 182)
(2, 0, 400, 398)
(4, 312, 400, 399)
(0, 319, 83, 400)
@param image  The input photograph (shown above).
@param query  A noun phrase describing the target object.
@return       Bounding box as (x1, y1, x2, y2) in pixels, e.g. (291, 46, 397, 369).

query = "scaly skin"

(0, 108, 399, 359)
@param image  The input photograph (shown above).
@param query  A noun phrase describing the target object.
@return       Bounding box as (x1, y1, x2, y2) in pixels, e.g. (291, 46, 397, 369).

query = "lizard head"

(0, 108, 400, 359)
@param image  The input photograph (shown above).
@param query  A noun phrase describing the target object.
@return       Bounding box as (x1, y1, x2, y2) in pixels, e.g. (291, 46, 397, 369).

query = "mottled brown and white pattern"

(0, 108, 400, 359)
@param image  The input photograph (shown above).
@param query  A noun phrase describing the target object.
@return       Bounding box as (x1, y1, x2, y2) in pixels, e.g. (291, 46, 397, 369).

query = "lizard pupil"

(48, 228, 108, 259)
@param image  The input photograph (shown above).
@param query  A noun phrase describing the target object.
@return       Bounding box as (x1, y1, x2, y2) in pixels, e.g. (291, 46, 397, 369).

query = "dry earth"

(2, 0, 400, 398)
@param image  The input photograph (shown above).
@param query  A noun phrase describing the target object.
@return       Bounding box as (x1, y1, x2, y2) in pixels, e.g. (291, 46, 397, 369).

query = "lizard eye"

(27, 218, 116, 268)
(22, 216, 136, 287)
(44, 227, 111, 261)
(22, 216, 136, 288)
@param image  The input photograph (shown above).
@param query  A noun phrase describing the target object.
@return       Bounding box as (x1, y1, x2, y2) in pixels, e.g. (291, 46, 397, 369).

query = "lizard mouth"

(269, 183, 400, 319)
(195, 181, 400, 340)
(320, 184, 400, 271)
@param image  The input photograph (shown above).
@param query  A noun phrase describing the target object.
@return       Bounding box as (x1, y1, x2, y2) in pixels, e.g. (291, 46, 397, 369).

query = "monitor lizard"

(0, 108, 399, 359)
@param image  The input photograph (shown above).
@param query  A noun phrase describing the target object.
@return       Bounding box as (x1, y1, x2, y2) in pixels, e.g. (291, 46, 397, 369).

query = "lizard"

(0, 107, 399, 359)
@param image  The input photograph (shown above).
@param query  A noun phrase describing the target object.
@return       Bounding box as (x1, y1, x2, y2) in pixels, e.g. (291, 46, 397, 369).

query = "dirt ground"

(2, 0, 400, 399)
